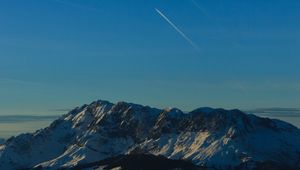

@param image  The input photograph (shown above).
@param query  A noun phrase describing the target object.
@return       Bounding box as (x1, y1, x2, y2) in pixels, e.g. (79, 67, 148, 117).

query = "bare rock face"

(0, 100, 299, 170)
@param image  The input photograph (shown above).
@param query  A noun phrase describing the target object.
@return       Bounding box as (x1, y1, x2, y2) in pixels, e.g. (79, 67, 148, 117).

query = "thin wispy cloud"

(0, 78, 41, 86)
(53, 0, 101, 13)
(155, 8, 200, 51)
(0, 115, 59, 123)
(246, 108, 300, 117)
(48, 108, 72, 112)
(248, 108, 300, 113)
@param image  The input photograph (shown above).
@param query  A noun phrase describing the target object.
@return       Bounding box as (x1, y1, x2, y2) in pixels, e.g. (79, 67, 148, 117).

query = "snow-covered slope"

(0, 100, 299, 170)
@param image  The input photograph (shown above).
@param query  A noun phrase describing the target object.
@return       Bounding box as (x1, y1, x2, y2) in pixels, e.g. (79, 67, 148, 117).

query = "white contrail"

(155, 8, 200, 51)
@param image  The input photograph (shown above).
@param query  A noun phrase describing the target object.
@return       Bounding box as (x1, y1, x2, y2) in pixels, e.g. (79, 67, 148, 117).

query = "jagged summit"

(0, 100, 299, 170)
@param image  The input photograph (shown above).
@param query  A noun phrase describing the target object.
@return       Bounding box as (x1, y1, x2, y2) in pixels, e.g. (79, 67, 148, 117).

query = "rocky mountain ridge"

(0, 100, 299, 170)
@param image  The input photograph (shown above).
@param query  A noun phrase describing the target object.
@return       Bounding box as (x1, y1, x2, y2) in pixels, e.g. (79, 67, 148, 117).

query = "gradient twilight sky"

(0, 0, 300, 116)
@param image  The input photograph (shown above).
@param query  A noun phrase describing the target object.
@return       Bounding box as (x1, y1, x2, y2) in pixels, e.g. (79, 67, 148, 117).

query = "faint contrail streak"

(190, 0, 210, 17)
(155, 8, 200, 51)
(190, 0, 242, 48)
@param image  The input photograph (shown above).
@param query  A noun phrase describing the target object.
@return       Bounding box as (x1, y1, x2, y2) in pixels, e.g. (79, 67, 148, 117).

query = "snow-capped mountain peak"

(0, 100, 299, 170)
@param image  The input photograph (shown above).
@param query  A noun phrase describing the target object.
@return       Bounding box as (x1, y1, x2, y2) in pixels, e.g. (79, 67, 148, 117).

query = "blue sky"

(0, 0, 300, 116)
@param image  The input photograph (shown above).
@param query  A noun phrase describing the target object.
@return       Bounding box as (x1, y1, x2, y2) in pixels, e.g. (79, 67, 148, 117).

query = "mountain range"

(0, 100, 299, 170)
